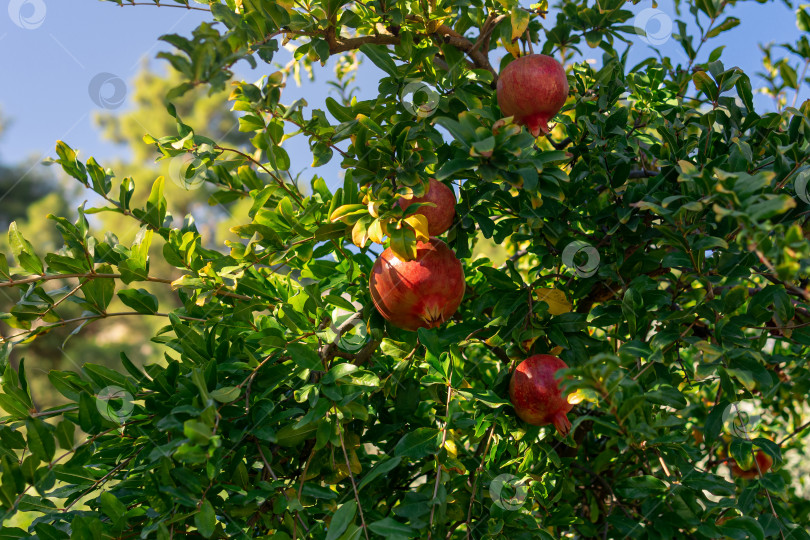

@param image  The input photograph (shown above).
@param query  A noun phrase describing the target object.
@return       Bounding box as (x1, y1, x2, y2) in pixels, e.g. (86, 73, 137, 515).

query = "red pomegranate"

(369, 238, 465, 332)
(509, 354, 573, 436)
(729, 450, 773, 479)
(497, 54, 569, 137)
(397, 179, 456, 236)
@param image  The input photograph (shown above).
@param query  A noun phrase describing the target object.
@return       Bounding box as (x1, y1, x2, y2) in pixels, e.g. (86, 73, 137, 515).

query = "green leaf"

(693, 71, 718, 101)
(99, 491, 126, 521)
(326, 501, 357, 540)
(8, 222, 43, 275)
(54, 141, 87, 184)
(736, 75, 754, 112)
(117, 288, 159, 315)
(388, 224, 417, 262)
(394, 428, 441, 459)
(614, 475, 668, 499)
(81, 264, 116, 313)
(55, 421, 75, 450)
(194, 499, 216, 538)
(0, 393, 30, 420)
(753, 437, 782, 463)
(358, 44, 398, 76)
(358, 457, 402, 491)
(78, 392, 104, 434)
(645, 385, 687, 408)
(144, 176, 168, 228)
(799, 7, 810, 32)
(209, 386, 241, 403)
(25, 418, 55, 462)
(720, 517, 764, 540)
(705, 401, 729, 445)
(705, 17, 740, 38)
(184, 420, 213, 445)
(287, 343, 322, 370)
(34, 523, 69, 540)
(322, 363, 358, 384)
(368, 517, 415, 537)
(275, 422, 319, 447)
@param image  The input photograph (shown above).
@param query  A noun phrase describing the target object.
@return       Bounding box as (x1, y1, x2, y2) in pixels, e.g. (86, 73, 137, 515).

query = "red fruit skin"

(397, 179, 456, 236)
(369, 238, 465, 332)
(730, 450, 773, 479)
(496, 54, 569, 137)
(509, 354, 573, 436)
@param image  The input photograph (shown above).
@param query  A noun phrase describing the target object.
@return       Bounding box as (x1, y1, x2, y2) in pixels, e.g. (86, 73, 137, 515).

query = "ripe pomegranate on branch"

(369, 237, 465, 332)
(509, 354, 574, 436)
(497, 54, 570, 136)
(397, 178, 456, 236)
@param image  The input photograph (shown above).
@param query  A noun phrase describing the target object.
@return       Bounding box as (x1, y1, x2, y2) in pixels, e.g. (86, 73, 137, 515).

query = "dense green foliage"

(2, 0, 810, 538)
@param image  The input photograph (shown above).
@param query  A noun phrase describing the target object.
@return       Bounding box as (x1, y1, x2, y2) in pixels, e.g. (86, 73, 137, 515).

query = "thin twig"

(428, 377, 454, 538)
(335, 408, 370, 540)
(466, 418, 498, 539)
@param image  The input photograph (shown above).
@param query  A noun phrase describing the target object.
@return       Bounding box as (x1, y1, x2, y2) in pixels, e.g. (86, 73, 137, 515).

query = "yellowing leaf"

(535, 288, 572, 316)
(368, 200, 382, 218)
(330, 203, 366, 223)
(501, 38, 520, 59)
(567, 389, 586, 405)
(352, 216, 373, 248)
(403, 214, 430, 242)
(550, 346, 563, 356)
(444, 439, 458, 457)
(368, 219, 386, 244)
(510, 8, 531, 41)
(349, 447, 362, 474)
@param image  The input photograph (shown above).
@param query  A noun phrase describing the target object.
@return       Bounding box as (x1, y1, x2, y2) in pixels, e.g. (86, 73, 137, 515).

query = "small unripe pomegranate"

(397, 179, 456, 236)
(509, 354, 573, 436)
(497, 54, 569, 136)
(729, 450, 773, 479)
(369, 238, 465, 332)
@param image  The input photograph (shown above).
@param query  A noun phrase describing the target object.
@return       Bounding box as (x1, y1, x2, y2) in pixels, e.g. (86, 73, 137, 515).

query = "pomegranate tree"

(369, 237, 465, 331)
(509, 354, 573, 436)
(496, 54, 569, 136)
(397, 178, 456, 236)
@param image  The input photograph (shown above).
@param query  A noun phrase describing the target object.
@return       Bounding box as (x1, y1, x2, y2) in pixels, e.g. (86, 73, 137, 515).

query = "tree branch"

(319, 15, 499, 81)
(319, 310, 364, 360)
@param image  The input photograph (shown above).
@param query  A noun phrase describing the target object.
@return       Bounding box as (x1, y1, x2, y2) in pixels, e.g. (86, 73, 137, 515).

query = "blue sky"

(0, 1, 804, 182)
